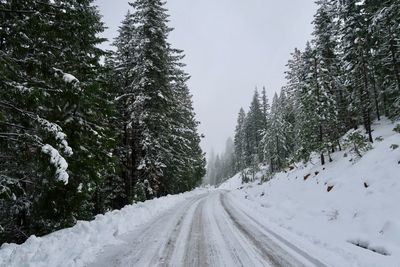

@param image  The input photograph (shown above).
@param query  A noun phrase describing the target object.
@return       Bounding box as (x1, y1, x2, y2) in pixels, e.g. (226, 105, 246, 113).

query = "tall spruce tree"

(112, 0, 205, 202)
(369, 0, 400, 118)
(245, 90, 265, 165)
(263, 93, 287, 172)
(337, 0, 374, 142)
(312, 0, 342, 154)
(234, 108, 247, 171)
(165, 48, 206, 194)
(260, 86, 270, 129)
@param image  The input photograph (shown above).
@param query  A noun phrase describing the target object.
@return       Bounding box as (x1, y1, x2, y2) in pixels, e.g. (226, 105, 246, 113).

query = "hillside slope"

(220, 118, 400, 266)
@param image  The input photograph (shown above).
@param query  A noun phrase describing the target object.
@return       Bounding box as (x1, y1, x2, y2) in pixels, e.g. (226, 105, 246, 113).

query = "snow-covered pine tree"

(296, 43, 322, 162)
(244, 90, 265, 165)
(369, 0, 400, 118)
(113, 0, 205, 201)
(0, 0, 46, 243)
(283, 48, 307, 161)
(234, 108, 247, 171)
(262, 93, 287, 172)
(30, 0, 116, 235)
(260, 86, 270, 130)
(311, 0, 342, 162)
(164, 48, 205, 194)
(113, 0, 173, 201)
(337, 0, 374, 142)
(111, 9, 140, 206)
(278, 89, 296, 162)
(98, 57, 127, 211)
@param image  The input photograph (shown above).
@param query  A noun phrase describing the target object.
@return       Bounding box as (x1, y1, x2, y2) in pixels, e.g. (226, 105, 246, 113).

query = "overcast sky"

(94, 0, 317, 155)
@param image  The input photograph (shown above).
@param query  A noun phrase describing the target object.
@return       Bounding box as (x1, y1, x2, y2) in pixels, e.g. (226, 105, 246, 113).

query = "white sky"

(94, 0, 317, 155)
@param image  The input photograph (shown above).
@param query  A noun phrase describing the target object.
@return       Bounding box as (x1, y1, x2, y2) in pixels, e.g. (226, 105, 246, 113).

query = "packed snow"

(220, 118, 400, 267)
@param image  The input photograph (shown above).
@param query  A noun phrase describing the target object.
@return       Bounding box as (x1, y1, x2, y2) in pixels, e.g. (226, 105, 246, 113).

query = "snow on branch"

(7, 81, 33, 93)
(52, 68, 80, 89)
(37, 117, 72, 184)
(36, 116, 73, 156)
(41, 144, 69, 184)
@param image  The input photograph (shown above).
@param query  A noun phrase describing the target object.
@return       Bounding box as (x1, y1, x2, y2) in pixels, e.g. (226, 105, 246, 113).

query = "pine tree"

(234, 108, 247, 171)
(296, 43, 322, 161)
(263, 93, 287, 172)
(279, 89, 296, 161)
(111, 9, 139, 206)
(304, 1, 343, 164)
(283, 48, 307, 160)
(369, 0, 400, 118)
(245, 90, 265, 165)
(164, 48, 205, 193)
(99, 58, 127, 211)
(337, 0, 374, 142)
(112, 0, 205, 201)
(112, 0, 174, 201)
(260, 86, 270, 129)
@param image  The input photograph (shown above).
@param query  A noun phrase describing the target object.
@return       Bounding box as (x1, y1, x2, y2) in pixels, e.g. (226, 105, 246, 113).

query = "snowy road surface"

(87, 191, 326, 267)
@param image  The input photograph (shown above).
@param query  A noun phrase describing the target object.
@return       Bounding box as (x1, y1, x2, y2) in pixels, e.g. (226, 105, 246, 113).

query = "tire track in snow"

(86, 193, 208, 267)
(183, 198, 209, 266)
(87, 191, 327, 267)
(209, 192, 270, 267)
(221, 193, 327, 267)
(156, 196, 208, 266)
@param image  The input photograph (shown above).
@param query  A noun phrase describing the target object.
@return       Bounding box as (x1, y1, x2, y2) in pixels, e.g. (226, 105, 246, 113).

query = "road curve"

(86, 191, 327, 267)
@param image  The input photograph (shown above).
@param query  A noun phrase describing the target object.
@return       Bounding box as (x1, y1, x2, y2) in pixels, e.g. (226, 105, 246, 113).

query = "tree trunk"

(123, 125, 131, 204)
(371, 70, 380, 121)
(131, 124, 142, 201)
(314, 56, 325, 166)
(328, 150, 333, 163)
(361, 54, 373, 143)
(276, 135, 280, 170)
(366, 110, 373, 143)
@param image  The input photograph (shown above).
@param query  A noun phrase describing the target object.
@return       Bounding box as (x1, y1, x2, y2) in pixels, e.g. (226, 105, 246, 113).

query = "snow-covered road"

(87, 190, 326, 267)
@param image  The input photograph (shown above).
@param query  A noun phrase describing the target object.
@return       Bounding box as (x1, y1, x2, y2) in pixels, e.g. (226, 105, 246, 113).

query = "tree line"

(204, 138, 236, 186)
(233, 0, 400, 180)
(0, 0, 205, 244)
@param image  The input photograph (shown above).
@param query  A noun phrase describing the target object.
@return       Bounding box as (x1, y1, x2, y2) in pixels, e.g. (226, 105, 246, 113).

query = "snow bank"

(222, 118, 400, 267)
(0, 188, 208, 267)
